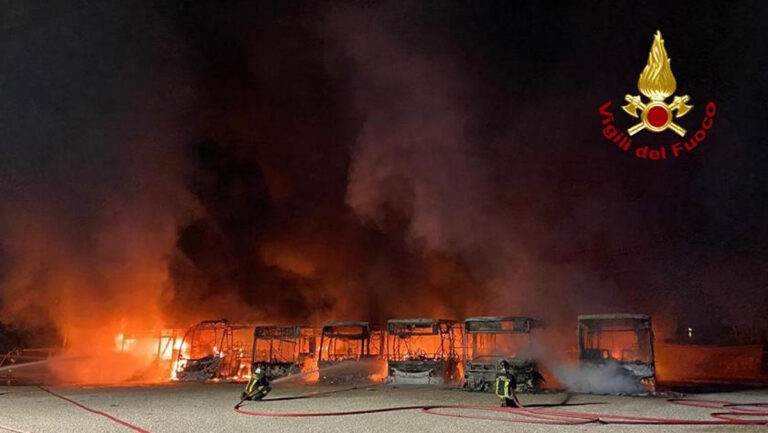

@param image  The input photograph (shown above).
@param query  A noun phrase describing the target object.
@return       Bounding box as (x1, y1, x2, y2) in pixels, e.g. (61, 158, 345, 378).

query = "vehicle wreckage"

(463, 316, 544, 392)
(251, 325, 316, 379)
(174, 319, 252, 381)
(386, 318, 462, 385)
(578, 313, 656, 392)
(317, 321, 385, 382)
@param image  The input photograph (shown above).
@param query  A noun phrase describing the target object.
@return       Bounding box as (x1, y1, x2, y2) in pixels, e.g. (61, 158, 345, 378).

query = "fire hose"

(235, 395, 768, 425)
(35, 386, 152, 433)
(0, 423, 32, 433)
(4, 387, 153, 433)
(235, 386, 361, 409)
(3, 386, 765, 433)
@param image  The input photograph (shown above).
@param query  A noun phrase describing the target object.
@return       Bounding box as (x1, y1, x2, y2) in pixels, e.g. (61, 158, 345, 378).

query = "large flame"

(638, 31, 677, 101)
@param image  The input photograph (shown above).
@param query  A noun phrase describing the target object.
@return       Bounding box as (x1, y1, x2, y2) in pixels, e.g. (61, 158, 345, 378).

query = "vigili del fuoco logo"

(599, 31, 716, 161)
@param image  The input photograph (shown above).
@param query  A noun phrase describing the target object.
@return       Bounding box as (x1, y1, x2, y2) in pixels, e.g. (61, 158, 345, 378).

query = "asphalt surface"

(1, 382, 766, 433)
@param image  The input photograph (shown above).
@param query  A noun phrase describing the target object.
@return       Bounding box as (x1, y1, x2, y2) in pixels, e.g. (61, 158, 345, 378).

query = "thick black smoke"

(0, 1, 196, 348)
(1, 1, 766, 347)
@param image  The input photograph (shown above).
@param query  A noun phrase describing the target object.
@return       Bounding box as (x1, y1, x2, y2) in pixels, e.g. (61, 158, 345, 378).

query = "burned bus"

(318, 321, 385, 382)
(386, 318, 462, 385)
(578, 313, 656, 392)
(174, 319, 253, 382)
(463, 316, 543, 392)
(251, 325, 316, 379)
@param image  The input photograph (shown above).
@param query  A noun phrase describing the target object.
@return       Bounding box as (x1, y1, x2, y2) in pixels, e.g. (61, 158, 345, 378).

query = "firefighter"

(494, 360, 520, 408)
(241, 367, 271, 402)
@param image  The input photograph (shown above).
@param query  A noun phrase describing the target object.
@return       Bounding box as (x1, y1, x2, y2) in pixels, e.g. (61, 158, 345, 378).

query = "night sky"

(1, 1, 766, 343)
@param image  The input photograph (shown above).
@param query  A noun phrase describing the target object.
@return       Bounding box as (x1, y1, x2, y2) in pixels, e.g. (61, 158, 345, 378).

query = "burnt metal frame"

(175, 319, 251, 379)
(577, 314, 655, 364)
(318, 321, 384, 362)
(464, 316, 536, 362)
(117, 329, 179, 360)
(386, 319, 460, 362)
(251, 325, 315, 364)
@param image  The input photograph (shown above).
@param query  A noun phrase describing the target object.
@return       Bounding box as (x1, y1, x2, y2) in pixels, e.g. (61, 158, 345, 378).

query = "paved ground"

(1, 382, 766, 433)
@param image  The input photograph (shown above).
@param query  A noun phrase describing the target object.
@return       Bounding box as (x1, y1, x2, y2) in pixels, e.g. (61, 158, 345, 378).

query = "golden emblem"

(623, 31, 693, 136)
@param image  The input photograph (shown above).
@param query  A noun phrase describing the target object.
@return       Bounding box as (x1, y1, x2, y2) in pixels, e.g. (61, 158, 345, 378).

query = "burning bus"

(114, 328, 183, 381)
(463, 316, 543, 392)
(578, 313, 656, 392)
(251, 325, 316, 379)
(386, 318, 462, 385)
(318, 321, 385, 382)
(174, 319, 253, 382)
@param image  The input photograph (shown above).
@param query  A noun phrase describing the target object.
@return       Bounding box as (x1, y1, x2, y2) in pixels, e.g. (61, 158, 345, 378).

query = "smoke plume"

(0, 1, 196, 381)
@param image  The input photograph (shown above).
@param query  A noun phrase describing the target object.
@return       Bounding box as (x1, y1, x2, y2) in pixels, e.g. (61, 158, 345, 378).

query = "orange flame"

(638, 31, 677, 101)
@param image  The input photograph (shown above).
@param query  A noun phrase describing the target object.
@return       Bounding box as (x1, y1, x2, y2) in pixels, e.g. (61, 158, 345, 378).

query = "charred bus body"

(251, 325, 316, 380)
(463, 316, 543, 392)
(386, 319, 462, 385)
(174, 319, 252, 382)
(318, 321, 385, 382)
(578, 313, 656, 393)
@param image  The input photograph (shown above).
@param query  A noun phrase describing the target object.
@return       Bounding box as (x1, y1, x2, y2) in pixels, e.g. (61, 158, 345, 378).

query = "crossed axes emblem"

(622, 94, 692, 137)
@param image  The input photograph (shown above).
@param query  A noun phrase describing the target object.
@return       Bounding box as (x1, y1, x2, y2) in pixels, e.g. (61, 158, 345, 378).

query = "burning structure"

(174, 319, 252, 382)
(463, 316, 543, 392)
(317, 321, 385, 382)
(251, 325, 317, 379)
(578, 314, 656, 392)
(386, 318, 462, 385)
(113, 328, 183, 382)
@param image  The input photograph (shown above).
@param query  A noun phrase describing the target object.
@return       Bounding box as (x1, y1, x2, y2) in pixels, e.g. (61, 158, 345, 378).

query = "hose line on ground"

(235, 396, 768, 425)
(15, 385, 768, 432)
(38, 386, 152, 433)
